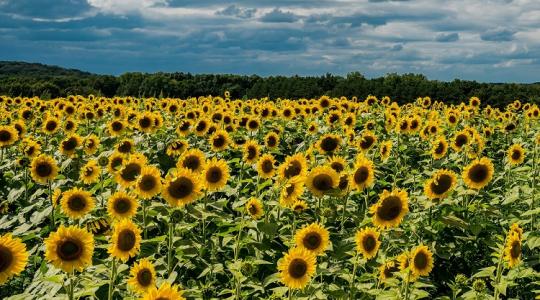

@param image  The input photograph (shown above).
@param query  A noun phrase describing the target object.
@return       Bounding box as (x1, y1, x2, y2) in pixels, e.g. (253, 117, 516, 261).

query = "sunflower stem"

(202, 190, 208, 244)
(48, 180, 55, 228)
(340, 193, 349, 233)
(108, 258, 117, 300)
(167, 210, 175, 276)
(288, 288, 293, 300)
(142, 199, 148, 239)
(67, 271, 75, 300)
(348, 252, 360, 300)
(493, 240, 506, 300)
(403, 269, 412, 300)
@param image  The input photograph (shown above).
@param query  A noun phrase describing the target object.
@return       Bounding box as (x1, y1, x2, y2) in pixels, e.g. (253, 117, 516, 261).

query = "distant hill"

(0, 61, 538, 106)
(0, 61, 93, 78)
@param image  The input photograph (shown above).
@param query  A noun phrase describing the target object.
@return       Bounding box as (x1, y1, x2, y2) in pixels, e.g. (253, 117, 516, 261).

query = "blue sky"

(1, 0, 539, 82)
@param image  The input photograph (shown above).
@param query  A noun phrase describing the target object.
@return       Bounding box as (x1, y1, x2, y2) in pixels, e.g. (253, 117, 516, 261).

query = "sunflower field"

(0, 94, 539, 300)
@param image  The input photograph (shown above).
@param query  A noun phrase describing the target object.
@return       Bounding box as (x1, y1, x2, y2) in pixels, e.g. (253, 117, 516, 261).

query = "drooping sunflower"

(30, 154, 58, 184)
(431, 136, 448, 160)
(162, 168, 202, 207)
(279, 176, 305, 207)
(243, 140, 260, 163)
(59, 134, 82, 157)
(278, 153, 308, 181)
(424, 169, 457, 200)
(316, 133, 341, 154)
(0, 125, 18, 148)
(177, 148, 206, 173)
(378, 260, 399, 282)
(257, 153, 276, 179)
(44, 225, 94, 273)
(209, 129, 230, 152)
(355, 227, 381, 259)
(141, 282, 185, 300)
(462, 157, 494, 190)
(202, 157, 229, 191)
(0, 234, 29, 285)
(127, 258, 156, 294)
(504, 232, 522, 268)
(278, 247, 317, 290)
(108, 219, 142, 262)
(292, 200, 308, 213)
(410, 245, 434, 277)
(294, 223, 329, 256)
(115, 156, 146, 188)
(61, 188, 95, 220)
(305, 166, 339, 197)
(135, 166, 162, 199)
(379, 140, 392, 161)
(80, 160, 100, 185)
(507, 144, 525, 165)
(350, 155, 375, 191)
(245, 198, 264, 220)
(108, 191, 139, 220)
(370, 189, 409, 229)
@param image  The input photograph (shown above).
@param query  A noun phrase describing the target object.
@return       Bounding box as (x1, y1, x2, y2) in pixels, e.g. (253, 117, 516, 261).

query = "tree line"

(1, 62, 539, 107)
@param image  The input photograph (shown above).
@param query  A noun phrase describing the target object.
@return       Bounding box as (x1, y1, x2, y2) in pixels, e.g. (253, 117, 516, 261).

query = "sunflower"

(136, 166, 162, 199)
(410, 245, 434, 277)
(44, 225, 94, 273)
(424, 169, 457, 200)
(137, 112, 155, 133)
(257, 153, 276, 179)
(61, 188, 95, 220)
(209, 130, 230, 152)
(115, 156, 146, 188)
(246, 118, 260, 132)
(379, 140, 392, 161)
(292, 200, 308, 213)
(83, 134, 100, 155)
(21, 138, 41, 158)
(108, 119, 126, 136)
(141, 282, 185, 300)
(370, 189, 409, 229)
(504, 232, 522, 268)
(246, 197, 264, 220)
(108, 219, 142, 262)
(127, 258, 156, 294)
(166, 140, 188, 157)
(355, 227, 381, 259)
(0, 234, 29, 285)
(350, 155, 375, 191)
(358, 131, 377, 152)
(327, 156, 347, 174)
(379, 260, 399, 282)
(30, 154, 58, 184)
(278, 153, 308, 181)
(462, 157, 494, 190)
(0, 125, 18, 148)
(162, 168, 202, 207)
(108, 152, 125, 173)
(316, 133, 341, 154)
(278, 247, 317, 290)
(451, 130, 470, 152)
(507, 144, 525, 165)
(194, 118, 210, 136)
(177, 149, 206, 173)
(305, 166, 339, 197)
(42, 116, 60, 134)
(243, 140, 260, 163)
(431, 136, 448, 160)
(294, 223, 329, 256)
(202, 157, 229, 191)
(108, 191, 139, 220)
(80, 160, 100, 185)
(280, 176, 305, 207)
(116, 138, 134, 154)
(59, 134, 82, 157)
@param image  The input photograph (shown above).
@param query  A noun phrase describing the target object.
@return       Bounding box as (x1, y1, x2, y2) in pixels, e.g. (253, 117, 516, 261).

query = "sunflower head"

(370, 189, 409, 229)
(162, 168, 202, 207)
(431, 136, 448, 160)
(177, 149, 206, 173)
(462, 157, 494, 190)
(279, 176, 305, 207)
(115, 156, 146, 188)
(30, 154, 58, 184)
(305, 166, 339, 197)
(136, 166, 162, 199)
(316, 134, 341, 154)
(80, 160, 100, 185)
(108, 191, 139, 220)
(0, 234, 29, 285)
(292, 200, 308, 213)
(410, 245, 434, 277)
(245, 198, 264, 219)
(278, 153, 308, 181)
(202, 157, 230, 192)
(243, 140, 260, 163)
(507, 144, 525, 165)
(128, 258, 156, 294)
(44, 225, 94, 273)
(504, 233, 522, 268)
(424, 169, 457, 200)
(358, 131, 377, 151)
(294, 223, 329, 256)
(61, 188, 95, 220)
(108, 219, 142, 262)
(0, 125, 19, 148)
(141, 282, 185, 300)
(278, 247, 317, 290)
(350, 155, 375, 191)
(355, 227, 381, 259)
(209, 130, 230, 151)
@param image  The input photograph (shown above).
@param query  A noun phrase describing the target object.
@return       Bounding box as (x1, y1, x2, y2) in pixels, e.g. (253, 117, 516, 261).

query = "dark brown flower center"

(330, 162, 344, 173)
(467, 164, 488, 183)
(414, 251, 428, 269)
(455, 134, 468, 147)
(212, 135, 226, 148)
(139, 175, 157, 191)
(360, 136, 375, 149)
(139, 117, 152, 129)
(288, 258, 308, 279)
(246, 146, 257, 160)
(0, 130, 11, 142)
(261, 159, 273, 173)
(284, 161, 301, 178)
(302, 232, 322, 250)
(114, 198, 131, 214)
(435, 142, 445, 154)
(430, 174, 453, 195)
(112, 121, 123, 132)
(45, 121, 58, 131)
(248, 204, 258, 215)
(168, 177, 194, 199)
(36, 162, 53, 177)
(118, 142, 132, 153)
(57, 239, 83, 261)
(362, 235, 376, 252)
(121, 163, 142, 182)
(510, 240, 521, 259)
(117, 230, 136, 251)
(68, 195, 87, 212)
(320, 137, 339, 152)
(312, 174, 334, 192)
(354, 166, 369, 185)
(206, 167, 223, 184)
(62, 137, 78, 152)
(183, 156, 200, 171)
(377, 196, 402, 221)
(0, 245, 14, 272)
(137, 268, 153, 287)
(511, 150, 521, 160)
